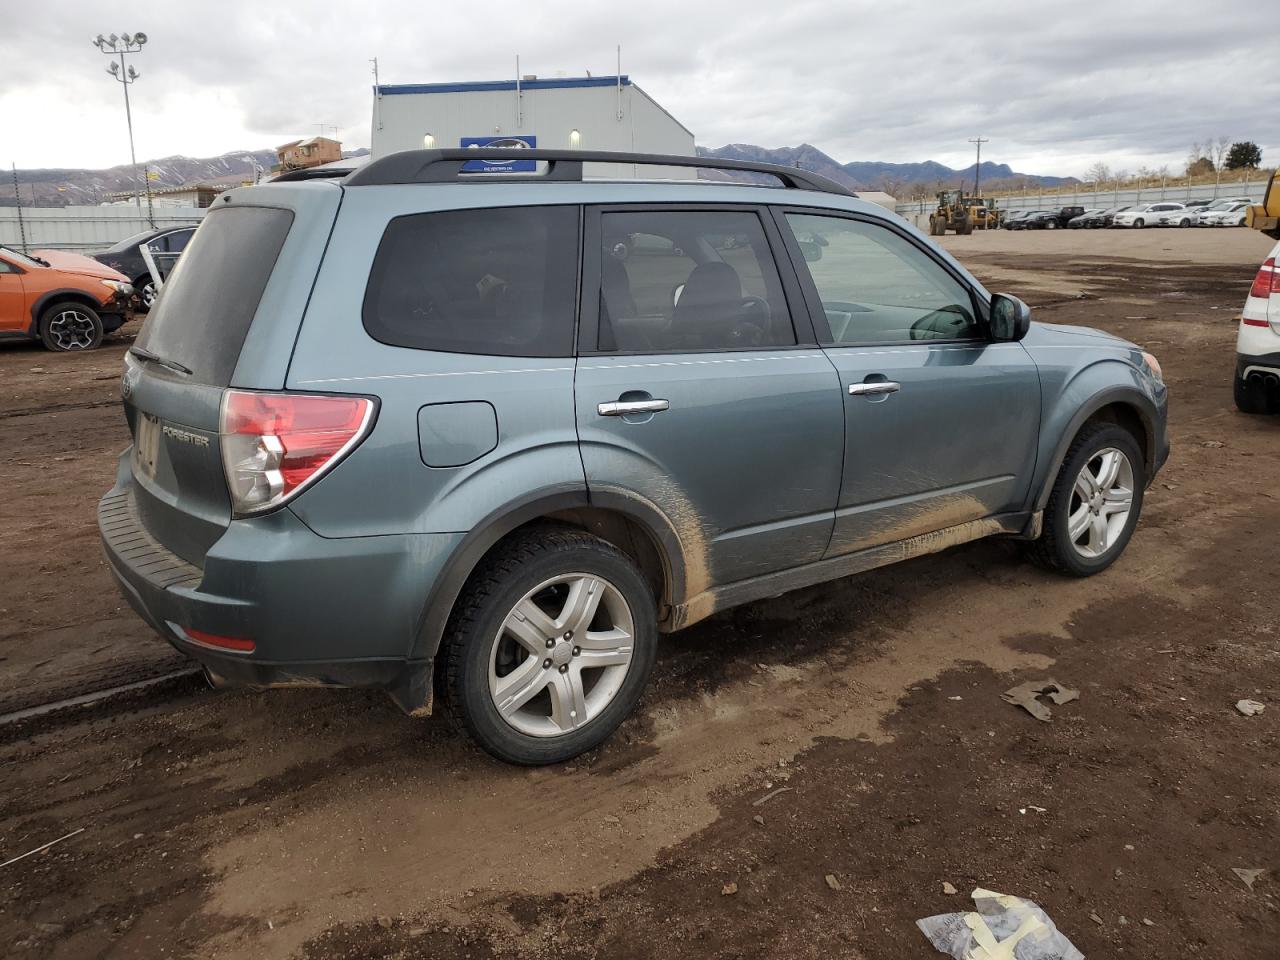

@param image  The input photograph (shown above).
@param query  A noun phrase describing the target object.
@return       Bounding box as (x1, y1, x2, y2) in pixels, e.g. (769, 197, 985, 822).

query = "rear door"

(574, 205, 844, 592)
(775, 208, 1041, 556)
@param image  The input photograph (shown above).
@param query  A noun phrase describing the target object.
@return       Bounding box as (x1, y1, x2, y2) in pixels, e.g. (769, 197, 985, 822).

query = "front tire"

(134, 276, 158, 310)
(440, 527, 658, 765)
(38, 302, 103, 352)
(1133, 218, 1145, 228)
(1028, 423, 1145, 577)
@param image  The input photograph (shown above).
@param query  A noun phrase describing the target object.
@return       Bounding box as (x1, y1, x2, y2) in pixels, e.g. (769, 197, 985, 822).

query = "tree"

(1186, 156, 1214, 177)
(1211, 137, 1230, 172)
(1225, 141, 1262, 169)
(1085, 161, 1111, 184)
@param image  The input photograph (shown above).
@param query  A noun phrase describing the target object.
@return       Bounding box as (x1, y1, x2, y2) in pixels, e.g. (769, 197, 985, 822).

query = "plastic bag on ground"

(916, 887, 1084, 960)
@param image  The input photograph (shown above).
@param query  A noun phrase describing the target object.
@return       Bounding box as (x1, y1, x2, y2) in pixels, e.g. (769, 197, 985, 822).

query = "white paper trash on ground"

(917, 887, 1084, 960)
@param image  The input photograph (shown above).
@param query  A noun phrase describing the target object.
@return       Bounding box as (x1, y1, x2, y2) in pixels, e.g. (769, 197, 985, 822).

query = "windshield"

(0, 246, 47, 269)
(136, 205, 293, 386)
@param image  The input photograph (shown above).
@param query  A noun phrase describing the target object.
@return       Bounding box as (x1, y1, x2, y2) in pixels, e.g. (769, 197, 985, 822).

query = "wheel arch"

(27, 288, 106, 336)
(411, 486, 690, 662)
(1033, 387, 1158, 513)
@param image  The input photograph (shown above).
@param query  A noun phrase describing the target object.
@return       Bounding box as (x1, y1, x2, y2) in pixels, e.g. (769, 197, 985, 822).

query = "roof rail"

(271, 166, 358, 183)
(342, 149, 854, 196)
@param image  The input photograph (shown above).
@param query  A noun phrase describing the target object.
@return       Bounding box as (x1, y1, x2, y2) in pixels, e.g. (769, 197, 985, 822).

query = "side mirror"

(797, 240, 824, 263)
(990, 293, 1032, 341)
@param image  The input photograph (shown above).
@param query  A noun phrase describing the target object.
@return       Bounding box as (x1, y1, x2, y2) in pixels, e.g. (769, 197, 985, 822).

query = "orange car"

(0, 245, 135, 351)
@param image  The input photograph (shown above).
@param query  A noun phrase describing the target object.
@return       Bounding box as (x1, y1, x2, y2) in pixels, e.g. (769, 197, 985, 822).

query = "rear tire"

(1027, 423, 1145, 577)
(1046, 220, 1058, 230)
(38, 302, 103, 352)
(1235, 375, 1276, 414)
(440, 527, 658, 765)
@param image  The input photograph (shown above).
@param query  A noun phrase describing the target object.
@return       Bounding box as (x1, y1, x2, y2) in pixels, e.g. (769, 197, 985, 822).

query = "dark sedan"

(90, 224, 197, 310)
(1073, 206, 1132, 228)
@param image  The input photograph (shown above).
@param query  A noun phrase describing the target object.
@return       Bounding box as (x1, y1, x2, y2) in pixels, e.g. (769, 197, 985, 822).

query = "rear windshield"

(136, 206, 293, 385)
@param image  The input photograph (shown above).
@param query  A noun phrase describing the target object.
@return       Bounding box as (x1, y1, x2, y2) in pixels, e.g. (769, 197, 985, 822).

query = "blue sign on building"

(461, 135, 537, 172)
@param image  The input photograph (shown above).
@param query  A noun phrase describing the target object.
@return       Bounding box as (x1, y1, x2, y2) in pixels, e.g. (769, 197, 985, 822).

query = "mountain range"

(5, 149, 370, 206)
(699, 143, 1078, 192)
(6, 143, 1072, 206)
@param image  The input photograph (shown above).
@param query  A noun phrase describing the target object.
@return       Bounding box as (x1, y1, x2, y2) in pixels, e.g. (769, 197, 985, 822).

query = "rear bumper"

(98, 467, 464, 714)
(1237, 350, 1280, 381)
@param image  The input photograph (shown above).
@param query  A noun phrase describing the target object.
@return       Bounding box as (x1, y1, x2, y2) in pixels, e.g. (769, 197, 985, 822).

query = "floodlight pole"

(93, 32, 148, 218)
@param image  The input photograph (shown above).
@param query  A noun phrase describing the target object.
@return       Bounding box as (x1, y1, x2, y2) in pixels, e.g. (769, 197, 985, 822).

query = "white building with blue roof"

(370, 75, 696, 178)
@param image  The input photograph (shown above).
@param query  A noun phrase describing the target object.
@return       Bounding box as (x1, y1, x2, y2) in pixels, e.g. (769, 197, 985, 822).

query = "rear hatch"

(121, 186, 341, 565)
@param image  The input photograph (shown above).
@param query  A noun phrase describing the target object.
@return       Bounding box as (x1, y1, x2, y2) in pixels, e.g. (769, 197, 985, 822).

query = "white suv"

(1113, 203, 1184, 228)
(1235, 237, 1280, 413)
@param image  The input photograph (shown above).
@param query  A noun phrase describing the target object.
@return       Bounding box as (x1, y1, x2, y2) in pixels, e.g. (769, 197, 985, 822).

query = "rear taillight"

(183, 627, 256, 653)
(220, 390, 374, 516)
(1248, 258, 1277, 300)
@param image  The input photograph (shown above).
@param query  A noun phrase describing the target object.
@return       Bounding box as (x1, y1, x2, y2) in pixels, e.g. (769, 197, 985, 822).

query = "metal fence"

(894, 177, 1268, 229)
(0, 205, 207, 252)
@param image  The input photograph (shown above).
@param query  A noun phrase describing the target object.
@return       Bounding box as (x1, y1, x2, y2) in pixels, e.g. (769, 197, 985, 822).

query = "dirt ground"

(1, 227, 1277, 959)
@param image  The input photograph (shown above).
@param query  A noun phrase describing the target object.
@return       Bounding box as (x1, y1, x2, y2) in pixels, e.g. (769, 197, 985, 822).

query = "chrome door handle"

(848, 381, 901, 396)
(598, 399, 670, 417)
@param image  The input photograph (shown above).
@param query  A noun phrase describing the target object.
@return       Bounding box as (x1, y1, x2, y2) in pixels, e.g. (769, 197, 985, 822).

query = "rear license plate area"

(134, 413, 161, 480)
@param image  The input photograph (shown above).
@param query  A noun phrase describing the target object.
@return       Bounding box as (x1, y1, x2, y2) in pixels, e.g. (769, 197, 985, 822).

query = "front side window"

(597, 209, 795, 352)
(363, 205, 579, 357)
(785, 213, 980, 344)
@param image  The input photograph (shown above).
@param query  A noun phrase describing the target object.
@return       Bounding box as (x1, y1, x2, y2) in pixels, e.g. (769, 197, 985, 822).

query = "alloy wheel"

(1067, 447, 1134, 559)
(488, 573, 635, 738)
(47, 309, 97, 350)
(141, 281, 157, 308)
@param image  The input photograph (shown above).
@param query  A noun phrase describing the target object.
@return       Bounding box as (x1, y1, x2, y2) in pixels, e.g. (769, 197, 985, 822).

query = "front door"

(0, 259, 26, 333)
(574, 205, 845, 595)
(777, 209, 1042, 556)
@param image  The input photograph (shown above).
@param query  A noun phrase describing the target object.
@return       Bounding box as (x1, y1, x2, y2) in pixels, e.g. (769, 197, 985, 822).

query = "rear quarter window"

(361, 205, 580, 357)
(136, 206, 293, 386)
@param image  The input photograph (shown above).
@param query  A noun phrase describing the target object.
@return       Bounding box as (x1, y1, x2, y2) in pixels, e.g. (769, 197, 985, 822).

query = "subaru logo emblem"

(121, 364, 141, 400)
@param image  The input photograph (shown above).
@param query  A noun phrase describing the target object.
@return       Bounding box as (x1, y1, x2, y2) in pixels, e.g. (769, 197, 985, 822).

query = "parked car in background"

(1001, 210, 1034, 229)
(1008, 210, 1054, 230)
(1203, 202, 1253, 226)
(1112, 203, 1184, 228)
(98, 148, 1169, 765)
(90, 225, 198, 310)
(1076, 206, 1131, 229)
(1194, 197, 1253, 225)
(1021, 207, 1085, 230)
(1234, 238, 1280, 413)
(1159, 201, 1213, 227)
(1067, 209, 1104, 228)
(0, 246, 133, 351)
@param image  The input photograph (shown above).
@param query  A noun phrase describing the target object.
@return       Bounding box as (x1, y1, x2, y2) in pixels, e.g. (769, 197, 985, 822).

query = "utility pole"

(969, 136, 989, 195)
(93, 32, 148, 217)
(11, 164, 28, 254)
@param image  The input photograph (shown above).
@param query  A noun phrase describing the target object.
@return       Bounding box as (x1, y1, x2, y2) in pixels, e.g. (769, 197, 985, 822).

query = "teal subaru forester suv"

(100, 149, 1169, 764)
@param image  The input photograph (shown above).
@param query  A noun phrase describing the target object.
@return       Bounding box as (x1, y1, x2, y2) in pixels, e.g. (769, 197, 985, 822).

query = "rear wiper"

(129, 346, 193, 376)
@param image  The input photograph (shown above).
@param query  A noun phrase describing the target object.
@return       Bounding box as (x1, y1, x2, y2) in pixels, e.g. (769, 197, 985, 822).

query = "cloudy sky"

(3, 0, 1276, 177)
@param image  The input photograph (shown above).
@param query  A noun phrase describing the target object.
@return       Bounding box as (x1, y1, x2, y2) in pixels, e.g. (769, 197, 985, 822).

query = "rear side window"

(362, 206, 579, 357)
(136, 206, 293, 386)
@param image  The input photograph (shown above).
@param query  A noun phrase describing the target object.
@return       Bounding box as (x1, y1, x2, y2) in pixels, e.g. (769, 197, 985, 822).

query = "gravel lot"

(1, 226, 1277, 959)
